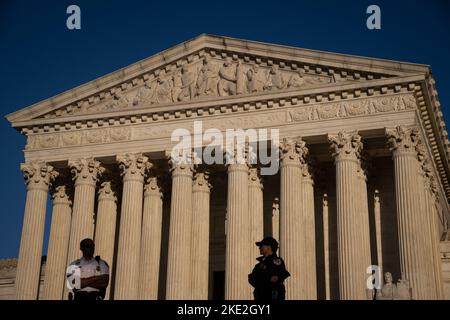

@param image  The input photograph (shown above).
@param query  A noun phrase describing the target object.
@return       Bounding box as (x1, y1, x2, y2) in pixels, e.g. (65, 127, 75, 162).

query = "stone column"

(328, 131, 371, 300)
(94, 181, 118, 300)
(271, 197, 280, 240)
(279, 137, 307, 300)
(15, 162, 58, 300)
(301, 161, 317, 299)
(225, 145, 252, 300)
(67, 158, 104, 265)
(249, 167, 263, 258)
(374, 190, 383, 278)
(356, 156, 373, 286)
(166, 158, 194, 300)
(191, 171, 212, 300)
(42, 185, 72, 300)
(114, 153, 151, 300)
(139, 176, 163, 300)
(422, 165, 444, 299)
(386, 126, 439, 300)
(322, 193, 330, 300)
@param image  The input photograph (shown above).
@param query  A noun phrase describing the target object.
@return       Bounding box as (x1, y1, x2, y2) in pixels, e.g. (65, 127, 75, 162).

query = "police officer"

(248, 236, 290, 301)
(67, 238, 110, 301)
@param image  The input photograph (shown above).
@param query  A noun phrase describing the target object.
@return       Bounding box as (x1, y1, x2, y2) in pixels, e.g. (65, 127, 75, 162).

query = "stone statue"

(133, 80, 155, 106)
(218, 57, 237, 96)
(196, 57, 219, 96)
(246, 65, 266, 93)
(376, 272, 397, 300)
(177, 65, 196, 102)
(264, 66, 285, 91)
(396, 277, 412, 300)
(287, 71, 307, 89)
(152, 75, 173, 104)
(171, 71, 182, 103)
(375, 272, 412, 300)
(236, 61, 246, 95)
(107, 90, 130, 110)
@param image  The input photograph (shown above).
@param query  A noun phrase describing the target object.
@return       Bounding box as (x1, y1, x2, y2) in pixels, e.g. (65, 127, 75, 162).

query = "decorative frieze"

(24, 93, 417, 151)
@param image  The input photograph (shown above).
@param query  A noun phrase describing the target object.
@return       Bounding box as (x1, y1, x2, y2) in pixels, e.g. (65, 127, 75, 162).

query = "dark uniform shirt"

(248, 253, 290, 301)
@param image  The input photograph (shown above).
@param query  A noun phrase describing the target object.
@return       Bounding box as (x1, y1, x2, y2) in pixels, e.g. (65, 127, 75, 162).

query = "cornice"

(14, 75, 424, 131)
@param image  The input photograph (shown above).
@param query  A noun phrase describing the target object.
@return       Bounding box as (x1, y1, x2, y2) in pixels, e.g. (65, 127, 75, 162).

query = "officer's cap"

(255, 236, 278, 251)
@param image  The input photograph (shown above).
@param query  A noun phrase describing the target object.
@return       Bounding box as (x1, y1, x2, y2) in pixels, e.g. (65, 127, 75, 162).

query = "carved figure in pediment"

(177, 65, 197, 102)
(171, 71, 182, 102)
(287, 71, 307, 89)
(107, 90, 131, 110)
(236, 62, 246, 95)
(133, 80, 155, 106)
(218, 57, 237, 96)
(196, 57, 220, 96)
(152, 75, 173, 104)
(264, 66, 285, 91)
(246, 66, 267, 93)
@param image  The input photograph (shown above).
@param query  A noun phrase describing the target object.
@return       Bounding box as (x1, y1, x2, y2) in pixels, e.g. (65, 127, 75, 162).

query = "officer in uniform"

(67, 238, 110, 301)
(248, 236, 290, 301)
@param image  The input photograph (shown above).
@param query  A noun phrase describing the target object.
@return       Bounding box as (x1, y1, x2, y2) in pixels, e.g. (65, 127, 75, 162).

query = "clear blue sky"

(1, 0, 449, 259)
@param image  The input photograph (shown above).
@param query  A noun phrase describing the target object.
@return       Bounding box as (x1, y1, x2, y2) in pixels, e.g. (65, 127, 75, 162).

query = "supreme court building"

(5, 35, 450, 300)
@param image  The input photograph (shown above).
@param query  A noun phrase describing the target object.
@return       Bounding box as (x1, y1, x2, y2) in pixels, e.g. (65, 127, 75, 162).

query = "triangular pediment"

(6, 34, 430, 125)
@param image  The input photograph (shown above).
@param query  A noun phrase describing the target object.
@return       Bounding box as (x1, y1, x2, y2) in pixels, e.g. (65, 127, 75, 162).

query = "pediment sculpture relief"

(45, 55, 334, 118)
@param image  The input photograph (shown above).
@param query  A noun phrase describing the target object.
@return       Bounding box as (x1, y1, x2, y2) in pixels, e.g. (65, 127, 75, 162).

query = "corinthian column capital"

(98, 181, 118, 202)
(69, 158, 104, 186)
(52, 185, 72, 205)
(117, 153, 152, 182)
(224, 140, 256, 167)
(421, 158, 439, 197)
(193, 171, 212, 193)
(328, 131, 362, 162)
(168, 149, 195, 177)
(20, 162, 58, 191)
(248, 167, 263, 189)
(386, 126, 420, 157)
(279, 137, 308, 167)
(144, 176, 163, 198)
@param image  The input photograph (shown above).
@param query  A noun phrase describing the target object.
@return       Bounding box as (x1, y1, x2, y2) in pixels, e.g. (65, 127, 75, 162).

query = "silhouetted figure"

(248, 237, 290, 301)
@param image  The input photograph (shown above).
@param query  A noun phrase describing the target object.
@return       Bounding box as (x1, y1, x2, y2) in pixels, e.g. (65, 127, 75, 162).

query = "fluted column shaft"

(279, 137, 307, 300)
(139, 177, 163, 300)
(301, 166, 317, 299)
(166, 161, 194, 300)
(329, 132, 371, 300)
(271, 198, 280, 240)
(191, 172, 211, 300)
(322, 194, 330, 300)
(374, 190, 383, 274)
(387, 126, 439, 299)
(423, 180, 444, 299)
(225, 163, 251, 300)
(67, 158, 104, 265)
(42, 185, 72, 300)
(419, 154, 444, 299)
(15, 162, 58, 300)
(94, 181, 118, 300)
(114, 153, 151, 300)
(249, 168, 264, 259)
